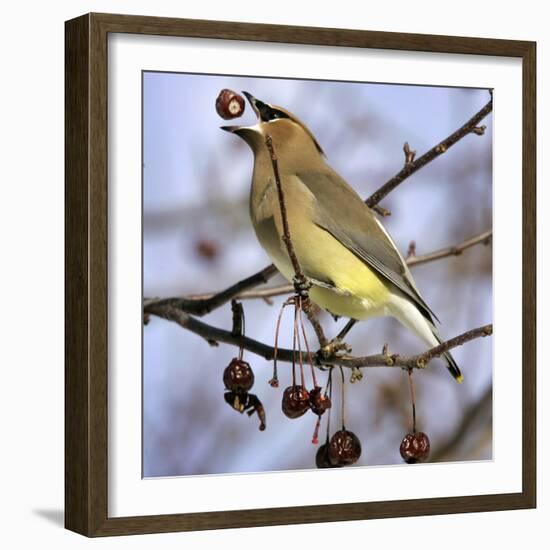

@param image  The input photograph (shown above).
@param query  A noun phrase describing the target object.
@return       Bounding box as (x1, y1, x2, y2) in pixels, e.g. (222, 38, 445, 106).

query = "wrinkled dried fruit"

(215, 89, 245, 120)
(223, 358, 254, 393)
(281, 385, 310, 419)
(315, 443, 342, 469)
(309, 386, 332, 416)
(400, 432, 430, 464)
(328, 429, 362, 466)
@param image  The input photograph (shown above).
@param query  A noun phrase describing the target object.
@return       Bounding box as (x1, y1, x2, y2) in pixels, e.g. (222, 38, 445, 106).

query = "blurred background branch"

(145, 229, 492, 306)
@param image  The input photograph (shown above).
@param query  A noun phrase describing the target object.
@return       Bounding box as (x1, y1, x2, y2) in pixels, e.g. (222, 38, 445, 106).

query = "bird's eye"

(268, 109, 289, 121)
(256, 101, 289, 122)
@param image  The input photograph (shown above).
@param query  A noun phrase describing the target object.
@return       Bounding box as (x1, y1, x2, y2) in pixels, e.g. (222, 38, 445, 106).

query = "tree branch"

(324, 324, 493, 369)
(144, 300, 492, 371)
(143, 263, 277, 316)
(365, 96, 493, 208)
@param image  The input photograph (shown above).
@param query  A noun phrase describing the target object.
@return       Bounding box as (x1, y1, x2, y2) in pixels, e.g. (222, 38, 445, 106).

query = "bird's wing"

(296, 171, 439, 322)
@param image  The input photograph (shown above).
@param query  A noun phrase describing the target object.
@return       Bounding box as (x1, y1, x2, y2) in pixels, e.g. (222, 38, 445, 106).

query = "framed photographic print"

(65, 13, 536, 537)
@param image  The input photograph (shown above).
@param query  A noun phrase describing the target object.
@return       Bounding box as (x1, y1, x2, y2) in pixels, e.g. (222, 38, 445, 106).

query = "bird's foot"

(292, 276, 312, 298)
(318, 337, 352, 361)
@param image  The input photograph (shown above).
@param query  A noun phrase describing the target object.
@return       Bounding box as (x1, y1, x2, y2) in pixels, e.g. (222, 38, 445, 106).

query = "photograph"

(142, 72, 493, 478)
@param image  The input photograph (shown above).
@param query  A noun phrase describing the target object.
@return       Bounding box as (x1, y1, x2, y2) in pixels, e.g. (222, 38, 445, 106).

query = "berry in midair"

(215, 89, 245, 120)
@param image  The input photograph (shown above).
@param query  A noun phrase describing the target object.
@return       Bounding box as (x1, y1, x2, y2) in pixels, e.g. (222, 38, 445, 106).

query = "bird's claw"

(293, 276, 312, 298)
(318, 337, 352, 360)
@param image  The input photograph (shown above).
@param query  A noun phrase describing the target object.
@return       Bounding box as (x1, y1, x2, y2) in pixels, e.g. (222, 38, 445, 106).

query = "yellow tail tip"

(456, 374, 465, 384)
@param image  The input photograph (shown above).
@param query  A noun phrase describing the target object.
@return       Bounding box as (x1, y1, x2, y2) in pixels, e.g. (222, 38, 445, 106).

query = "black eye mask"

(255, 100, 290, 122)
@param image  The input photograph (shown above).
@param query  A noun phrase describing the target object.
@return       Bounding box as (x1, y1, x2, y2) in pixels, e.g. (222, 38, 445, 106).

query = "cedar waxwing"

(221, 92, 463, 382)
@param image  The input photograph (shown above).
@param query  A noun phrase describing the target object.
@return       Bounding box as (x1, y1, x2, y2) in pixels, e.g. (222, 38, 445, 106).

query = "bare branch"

(144, 300, 492, 371)
(322, 325, 493, 369)
(407, 230, 492, 267)
(143, 263, 277, 316)
(365, 97, 493, 208)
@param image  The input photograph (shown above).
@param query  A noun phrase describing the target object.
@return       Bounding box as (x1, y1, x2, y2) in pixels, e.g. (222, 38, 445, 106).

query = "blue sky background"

(143, 72, 493, 477)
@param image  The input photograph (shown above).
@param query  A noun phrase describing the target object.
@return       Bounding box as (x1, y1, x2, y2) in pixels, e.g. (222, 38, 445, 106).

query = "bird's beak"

(220, 125, 242, 133)
(242, 91, 261, 118)
(220, 91, 261, 134)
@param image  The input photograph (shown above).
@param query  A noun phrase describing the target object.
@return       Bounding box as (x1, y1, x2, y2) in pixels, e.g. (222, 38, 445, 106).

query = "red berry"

(309, 386, 332, 416)
(315, 443, 342, 469)
(223, 358, 254, 393)
(215, 89, 245, 120)
(281, 385, 310, 419)
(328, 429, 362, 466)
(400, 432, 431, 464)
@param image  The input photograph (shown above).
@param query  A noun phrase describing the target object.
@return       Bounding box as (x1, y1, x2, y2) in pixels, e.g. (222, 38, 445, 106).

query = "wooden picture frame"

(65, 12, 536, 537)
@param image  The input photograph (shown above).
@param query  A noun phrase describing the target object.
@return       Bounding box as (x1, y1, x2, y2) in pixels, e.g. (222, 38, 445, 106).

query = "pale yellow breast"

(250, 176, 391, 320)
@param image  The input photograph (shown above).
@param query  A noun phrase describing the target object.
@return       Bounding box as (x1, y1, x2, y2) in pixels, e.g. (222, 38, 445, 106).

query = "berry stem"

(339, 366, 346, 431)
(231, 300, 246, 361)
(407, 368, 417, 433)
(325, 369, 334, 443)
(272, 298, 292, 388)
(294, 299, 306, 388)
(297, 296, 318, 388)
(312, 415, 321, 445)
(239, 307, 246, 361)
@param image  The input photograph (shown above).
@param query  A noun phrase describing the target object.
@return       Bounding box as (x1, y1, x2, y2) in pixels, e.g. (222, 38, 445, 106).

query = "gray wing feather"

(297, 171, 439, 322)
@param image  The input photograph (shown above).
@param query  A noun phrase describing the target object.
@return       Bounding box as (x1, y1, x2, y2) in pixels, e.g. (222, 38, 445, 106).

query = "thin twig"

(407, 230, 492, 267)
(265, 134, 305, 282)
(365, 97, 493, 208)
(264, 134, 328, 347)
(372, 204, 392, 217)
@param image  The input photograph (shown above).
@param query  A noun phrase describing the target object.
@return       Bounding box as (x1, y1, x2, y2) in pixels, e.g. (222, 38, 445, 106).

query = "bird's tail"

(433, 331, 463, 383)
(390, 295, 464, 383)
